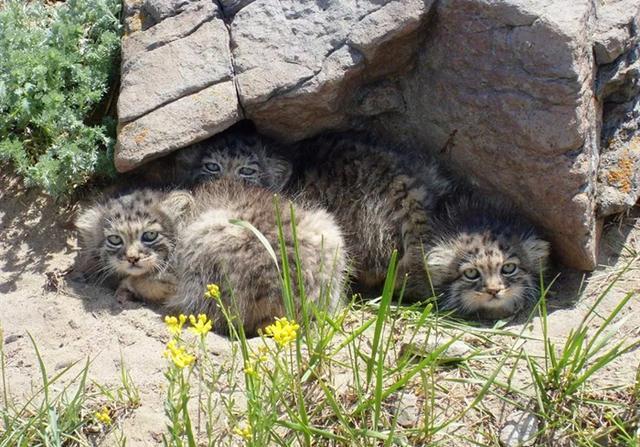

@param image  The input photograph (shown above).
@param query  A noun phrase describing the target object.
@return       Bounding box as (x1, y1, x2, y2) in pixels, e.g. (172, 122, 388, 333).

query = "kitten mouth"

(480, 292, 511, 306)
(120, 260, 154, 276)
(479, 292, 501, 302)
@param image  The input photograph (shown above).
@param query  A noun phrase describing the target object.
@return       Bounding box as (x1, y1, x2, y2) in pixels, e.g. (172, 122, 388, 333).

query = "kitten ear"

(73, 206, 107, 282)
(424, 243, 458, 285)
(159, 191, 195, 219)
(521, 236, 550, 271)
(75, 207, 104, 248)
(266, 156, 292, 191)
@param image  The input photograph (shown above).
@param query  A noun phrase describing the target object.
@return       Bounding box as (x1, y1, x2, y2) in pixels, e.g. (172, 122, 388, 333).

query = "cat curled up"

(168, 178, 347, 335)
(185, 132, 455, 298)
(288, 134, 458, 298)
(425, 195, 550, 319)
(75, 180, 347, 335)
(183, 131, 551, 318)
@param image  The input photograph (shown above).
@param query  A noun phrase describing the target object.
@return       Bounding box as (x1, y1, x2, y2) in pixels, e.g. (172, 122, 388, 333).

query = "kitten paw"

(115, 287, 136, 305)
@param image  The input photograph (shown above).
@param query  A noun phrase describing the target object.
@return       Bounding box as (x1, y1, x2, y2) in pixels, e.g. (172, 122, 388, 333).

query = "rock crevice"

(116, 0, 640, 270)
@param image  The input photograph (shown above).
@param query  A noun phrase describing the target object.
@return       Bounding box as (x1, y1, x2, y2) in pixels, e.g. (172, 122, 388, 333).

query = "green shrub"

(0, 0, 122, 197)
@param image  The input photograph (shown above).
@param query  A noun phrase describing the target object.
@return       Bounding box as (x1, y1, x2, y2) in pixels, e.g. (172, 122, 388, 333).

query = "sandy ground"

(0, 170, 638, 445)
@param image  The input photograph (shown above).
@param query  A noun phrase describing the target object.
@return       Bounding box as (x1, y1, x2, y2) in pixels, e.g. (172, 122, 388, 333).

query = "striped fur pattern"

(175, 131, 292, 190)
(182, 131, 551, 319)
(167, 178, 347, 336)
(289, 134, 456, 298)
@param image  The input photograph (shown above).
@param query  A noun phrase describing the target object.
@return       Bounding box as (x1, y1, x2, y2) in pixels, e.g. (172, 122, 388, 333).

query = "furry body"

(76, 182, 346, 335)
(181, 131, 551, 318)
(289, 135, 455, 298)
(175, 130, 291, 190)
(168, 179, 347, 335)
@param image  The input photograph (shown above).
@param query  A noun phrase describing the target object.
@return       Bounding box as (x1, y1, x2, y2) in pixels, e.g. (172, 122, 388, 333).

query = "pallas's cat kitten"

(288, 134, 455, 298)
(176, 130, 292, 190)
(75, 189, 193, 304)
(168, 178, 347, 335)
(76, 180, 347, 335)
(184, 132, 454, 297)
(425, 195, 550, 319)
(183, 131, 551, 318)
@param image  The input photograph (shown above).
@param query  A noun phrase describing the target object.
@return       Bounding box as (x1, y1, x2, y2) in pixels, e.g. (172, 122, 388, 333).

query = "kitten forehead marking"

(182, 131, 292, 191)
(426, 196, 550, 319)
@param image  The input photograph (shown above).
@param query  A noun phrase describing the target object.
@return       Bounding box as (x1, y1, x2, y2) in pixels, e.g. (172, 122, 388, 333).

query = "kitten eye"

(204, 162, 221, 173)
(501, 262, 518, 276)
(141, 231, 158, 243)
(462, 268, 480, 281)
(238, 166, 258, 176)
(106, 235, 123, 246)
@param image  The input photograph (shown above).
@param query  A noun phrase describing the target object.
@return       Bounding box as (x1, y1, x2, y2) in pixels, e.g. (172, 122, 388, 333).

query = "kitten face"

(76, 189, 193, 281)
(428, 230, 549, 319)
(101, 208, 171, 277)
(190, 133, 292, 191)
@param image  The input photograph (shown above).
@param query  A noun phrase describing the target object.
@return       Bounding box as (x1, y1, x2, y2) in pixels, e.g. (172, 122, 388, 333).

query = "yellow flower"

(243, 361, 257, 377)
(233, 423, 252, 440)
(264, 317, 300, 347)
(164, 314, 187, 336)
(204, 283, 221, 300)
(95, 406, 112, 425)
(189, 314, 213, 336)
(164, 340, 196, 368)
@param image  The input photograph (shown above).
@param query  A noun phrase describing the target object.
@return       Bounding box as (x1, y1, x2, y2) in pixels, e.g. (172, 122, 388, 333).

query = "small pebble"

(54, 360, 76, 371)
(400, 333, 473, 363)
(4, 334, 22, 345)
(500, 409, 539, 446)
(393, 392, 421, 427)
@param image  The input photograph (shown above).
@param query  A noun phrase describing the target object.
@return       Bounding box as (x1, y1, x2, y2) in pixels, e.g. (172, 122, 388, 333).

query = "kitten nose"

(486, 285, 503, 296)
(126, 254, 140, 264)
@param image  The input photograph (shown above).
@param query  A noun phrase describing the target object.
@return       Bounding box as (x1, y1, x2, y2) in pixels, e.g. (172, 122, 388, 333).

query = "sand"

(1, 170, 638, 445)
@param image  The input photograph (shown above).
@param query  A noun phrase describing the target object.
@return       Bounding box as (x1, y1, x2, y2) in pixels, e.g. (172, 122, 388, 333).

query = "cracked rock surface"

(116, 0, 640, 270)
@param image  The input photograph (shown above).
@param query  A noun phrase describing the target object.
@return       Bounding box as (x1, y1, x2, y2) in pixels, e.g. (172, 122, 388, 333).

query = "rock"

(4, 333, 22, 345)
(54, 360, 76, 371)
(119, 2, 232, 122)
(597, 102, 640, 217)
(387, 392, 421, 428)
(593, 0, 640, 65)
(400, 333, 473, 364)
(499, 409, 539, 446)
(116, 81, 241, 171)
(122, 1, 218, 63)
(115, 0, 640, 270)
(143, 0, 200, 24)
(595, 1, 640, 217)
(218, 0, 255, 17)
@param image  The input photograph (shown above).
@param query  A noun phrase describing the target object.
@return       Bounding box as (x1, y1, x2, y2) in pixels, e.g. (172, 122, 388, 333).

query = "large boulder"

(115, 0, 640, 270)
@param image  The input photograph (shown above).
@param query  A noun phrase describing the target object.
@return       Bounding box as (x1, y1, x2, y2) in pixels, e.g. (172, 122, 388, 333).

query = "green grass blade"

(229, 218, 280, 273)
(367, 250, 398, 386)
